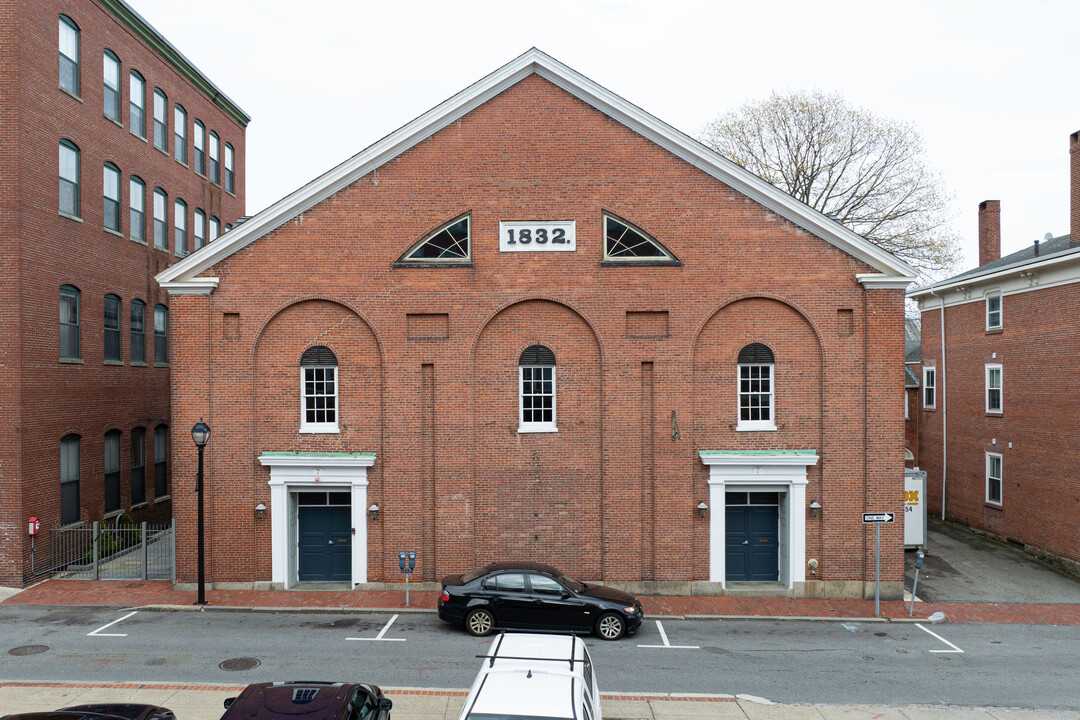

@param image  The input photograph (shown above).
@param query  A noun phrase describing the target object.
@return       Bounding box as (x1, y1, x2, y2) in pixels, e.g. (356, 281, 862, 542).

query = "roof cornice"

(907, 248, 1080, 300)
(857, 273, 917, 289)
(157, 48, 914, 289)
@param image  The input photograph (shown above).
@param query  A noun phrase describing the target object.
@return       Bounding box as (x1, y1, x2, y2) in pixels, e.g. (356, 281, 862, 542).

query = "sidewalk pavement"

(2, 682, 1079, 720)
(4, 580, 1080, 624)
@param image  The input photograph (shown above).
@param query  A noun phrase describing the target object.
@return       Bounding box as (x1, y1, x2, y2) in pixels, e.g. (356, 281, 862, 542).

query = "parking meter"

(398, 551, 407, 572)
(399, 550, 416, 606)
(915, 550, 925, 569)
(408, 551, 416, 572)
(909, 549, 926, 617)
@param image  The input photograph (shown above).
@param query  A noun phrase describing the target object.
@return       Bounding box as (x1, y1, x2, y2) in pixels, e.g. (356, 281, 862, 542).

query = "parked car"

(1, 705, 174, 720)
(438, 561, 643, 640)
(221, 682, 392, 720)
(458, 632, 603, 720)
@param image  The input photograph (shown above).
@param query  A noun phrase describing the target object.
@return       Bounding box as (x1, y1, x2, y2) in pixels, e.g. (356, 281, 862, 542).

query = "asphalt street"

(2, 606, 1080, 708)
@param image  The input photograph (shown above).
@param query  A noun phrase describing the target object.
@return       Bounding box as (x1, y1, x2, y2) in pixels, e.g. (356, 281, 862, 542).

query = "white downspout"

(928, 287, 947, 520)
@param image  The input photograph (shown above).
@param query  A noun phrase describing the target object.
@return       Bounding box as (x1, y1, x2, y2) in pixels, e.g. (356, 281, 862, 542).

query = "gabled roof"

(157, 49, 916, 293)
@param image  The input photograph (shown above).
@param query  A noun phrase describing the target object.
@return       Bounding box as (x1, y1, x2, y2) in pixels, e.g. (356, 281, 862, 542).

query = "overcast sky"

(135, 0, 1080, 273)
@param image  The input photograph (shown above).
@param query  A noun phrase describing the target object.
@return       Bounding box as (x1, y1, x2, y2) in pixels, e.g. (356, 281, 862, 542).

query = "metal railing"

(32, 520, 174, 581)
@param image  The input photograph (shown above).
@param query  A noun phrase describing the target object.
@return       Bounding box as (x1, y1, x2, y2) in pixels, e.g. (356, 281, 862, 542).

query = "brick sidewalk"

(5, 579, 1080, 624)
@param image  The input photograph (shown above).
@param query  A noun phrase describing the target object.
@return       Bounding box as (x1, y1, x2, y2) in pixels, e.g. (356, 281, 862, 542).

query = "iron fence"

(31, 520, 174, 581)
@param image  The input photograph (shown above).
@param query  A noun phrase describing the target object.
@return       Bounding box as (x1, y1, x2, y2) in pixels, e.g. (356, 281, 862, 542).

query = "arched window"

(103, 50, 120, 121)
(59, 285, 80, 360)
(209, 215, 219, 241)
(301, 346, 339, 433)
(174, 199, 187, 256)
(518, 345, 556, 433)
(224, 143, 235, 194)
(153, 188, 167, 249)
(193, 120, 206, 175)
(130, 299, 145, 363)
(194, 208, 206, 250)
(129, 70, 145, 137)
(61, 434, 81, 524)
(397, 214, 471, 264)
(737, 343, 775, 431)
(154, 425, 169, 498)
(602, 213, 678, 263)
(58, 15, 80, 95)
(174, 104, 187, 163)
(104, 293, 121, 362)
(153, 305, 168, 364)
(104, 430, 121, 512)
(129, 176, 145, 242)
(209, 130, 220, 184)
(153, 89, 168, 151)
(103, 163, 121, 233)
(59, 140, 80, 217)
(131, 426, 146, 505)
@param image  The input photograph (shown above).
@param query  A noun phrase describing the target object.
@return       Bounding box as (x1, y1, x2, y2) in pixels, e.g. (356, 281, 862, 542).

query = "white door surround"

(700, 451, 818, 589)
(258, 452, 376, 589)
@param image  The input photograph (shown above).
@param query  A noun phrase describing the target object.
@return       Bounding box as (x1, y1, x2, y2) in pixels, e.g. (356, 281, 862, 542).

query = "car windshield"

(558, 574, 585, 592)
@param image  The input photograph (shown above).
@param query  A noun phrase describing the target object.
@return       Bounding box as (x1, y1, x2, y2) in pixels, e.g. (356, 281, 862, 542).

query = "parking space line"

(87, 611, 137, 637)
(346, 614, 406, 642)
(916, 623, 964, 653)
(637, 620, 699, 649)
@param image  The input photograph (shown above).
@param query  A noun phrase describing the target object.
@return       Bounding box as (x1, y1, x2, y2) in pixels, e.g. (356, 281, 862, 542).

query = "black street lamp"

(190, 418, 210, 605)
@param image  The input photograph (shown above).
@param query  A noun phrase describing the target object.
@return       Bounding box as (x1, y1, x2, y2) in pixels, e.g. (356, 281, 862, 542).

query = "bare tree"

(698, 91, 960, 275)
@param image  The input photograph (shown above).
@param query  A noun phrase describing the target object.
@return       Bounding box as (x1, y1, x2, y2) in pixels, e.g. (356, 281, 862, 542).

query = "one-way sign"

(862, 512, 895, 523)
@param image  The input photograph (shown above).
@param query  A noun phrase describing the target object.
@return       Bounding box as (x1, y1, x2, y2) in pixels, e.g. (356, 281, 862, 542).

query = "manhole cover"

(9, 645, 49, 656)
(219, 657, 261, 671)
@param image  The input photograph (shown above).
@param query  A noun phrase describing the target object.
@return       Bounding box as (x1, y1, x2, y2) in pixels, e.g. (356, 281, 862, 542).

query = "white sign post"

(862, 512, 895, 617)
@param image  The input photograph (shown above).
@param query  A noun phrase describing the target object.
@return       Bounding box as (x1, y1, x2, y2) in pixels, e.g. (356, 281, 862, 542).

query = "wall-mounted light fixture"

(809, 501, 821, 517)
(368, 503, 380, 521)
(808, 558, 818, 575)
(254, 502, 267, 519)
(697, 501, 708, 518)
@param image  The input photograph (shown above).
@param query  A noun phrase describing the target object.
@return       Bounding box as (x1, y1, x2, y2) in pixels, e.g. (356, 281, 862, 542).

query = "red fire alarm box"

(28, 517, 40, 536)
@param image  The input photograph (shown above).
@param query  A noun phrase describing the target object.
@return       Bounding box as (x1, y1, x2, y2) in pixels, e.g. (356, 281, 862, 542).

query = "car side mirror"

(224, 697, 236, 709)
(380, 698, 394, 711)
(563, 589, 573, 598)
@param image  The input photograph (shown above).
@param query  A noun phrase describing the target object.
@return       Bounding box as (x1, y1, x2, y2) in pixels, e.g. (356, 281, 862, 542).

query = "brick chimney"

(978, 200, 1001, 266)
(1071, 131, 1079, 242)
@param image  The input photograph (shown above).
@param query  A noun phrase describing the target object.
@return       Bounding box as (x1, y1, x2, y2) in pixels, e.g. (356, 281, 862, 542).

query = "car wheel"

(595, 612, 625, 640)
(465, 608, 495, 636)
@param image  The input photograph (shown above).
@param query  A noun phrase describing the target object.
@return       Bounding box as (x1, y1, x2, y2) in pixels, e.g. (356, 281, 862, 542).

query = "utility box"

(904, 470, 927, 548)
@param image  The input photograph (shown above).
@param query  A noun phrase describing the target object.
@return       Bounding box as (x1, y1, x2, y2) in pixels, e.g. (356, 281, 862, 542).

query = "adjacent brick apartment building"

(0, 0, 248, 587)
(909, 131, 1080, 572)
(158, 50, 916, 599)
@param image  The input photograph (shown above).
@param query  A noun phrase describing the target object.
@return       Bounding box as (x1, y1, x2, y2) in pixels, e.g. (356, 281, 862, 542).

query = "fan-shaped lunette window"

(397, 215, 471, 265)
(602, 214, 678, 263)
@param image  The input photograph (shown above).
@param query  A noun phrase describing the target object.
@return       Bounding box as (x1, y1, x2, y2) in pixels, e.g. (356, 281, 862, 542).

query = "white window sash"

(986, 294, 1002, 330)
(518, 365, 557, 433)
(923, 367, 936, 409)
(300, 366, 339, 433)
(985, 364, 1002, 413)
(985, 453, 1003, 505)
(736, 363, 776, 431)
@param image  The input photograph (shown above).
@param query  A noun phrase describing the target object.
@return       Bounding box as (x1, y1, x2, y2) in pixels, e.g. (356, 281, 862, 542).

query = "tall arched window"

(129, 70, 145, 137)
(518, 345, 556, 433)
(59, 285, 80, 360)
(153, 89, 168, 151)
(61, 434, 81, 524)
(103, 163, 121, 233)
(58, 15, 80, 95)
(104, 430, 121, 512)
(131, 426, 146, 505)
(154, 425, 169, 498)
(103, 50, 120, 121)
(130, 299, 145, 363)
(300, 346, 338, 433)
(209, 130, 220, 183)
(737, 343, 775, 431)
(59, 140, 80, 217)
(174, 104, 187, 163)
(104, 293, 121, 362)
(224, 143, 235, 193)
(153, 305, 168, 364)
(153, 188, 167, 249)
(174, 199, 187, 256)
(193, 120, 206, 175)
(129, 176, 145, 242)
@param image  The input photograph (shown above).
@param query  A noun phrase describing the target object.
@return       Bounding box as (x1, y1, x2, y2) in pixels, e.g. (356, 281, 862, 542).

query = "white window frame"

(986, 293, 1002, 330)
(985, 364, 1002, 414)
(737, 362, 776, 431)
(904, 390, 909, 420)
(301, 365, 339, 433)
(518, 365, 557, 433)
(986, 452, 1002, 506)
(923, 367, 936, 409)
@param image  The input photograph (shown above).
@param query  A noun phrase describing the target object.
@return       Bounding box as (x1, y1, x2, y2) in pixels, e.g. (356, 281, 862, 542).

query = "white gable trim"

(157, 48, 915, 292)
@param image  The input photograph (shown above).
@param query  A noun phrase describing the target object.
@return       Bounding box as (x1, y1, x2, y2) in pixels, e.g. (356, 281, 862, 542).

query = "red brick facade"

(0, 0, 247, 586)
(162, 55, 910, 598)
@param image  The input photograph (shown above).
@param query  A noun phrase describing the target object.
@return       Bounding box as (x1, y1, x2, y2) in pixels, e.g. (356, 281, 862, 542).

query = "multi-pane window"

(300, 346, 339, 432)
(986, 364, 1002, 413)
(153, 89, 168, 151)
(104, 430, 121, 513)
(519, 345, 556, 432)
(209, 131, 220, 184)
(104, 294, 121, 362)
(193, 120, 206, 175)
(923, 367, 936, 409)
(987, 294, 1002, 330)
(986, 453, 1002, 505)
(60, 285, 80, 360)
(131, 426, 146, 505)
(58, 16, 80, 95)
(59, 140, 80, 217)
(154, 425, 168, 498)
(130, 300, 145, 363)
(400, 215, 470, 263)
(103, 50, 120, 121)
(209, 216, 219, 241)
(224, 143, 235, 193)
(174, 104, 187, 163)
(129, 70, 145, 137)
(61, 435, 81, 524)
(603, 213, 678, 262)
(153, 188, 167, 249)
(194, 209, 206, 250)
(103, 163, 121, 232)
(737, 343, 775, 430)
(174, 199, 187, 255)
(154, 304, 168, 364)
(129, 176, 145, 242)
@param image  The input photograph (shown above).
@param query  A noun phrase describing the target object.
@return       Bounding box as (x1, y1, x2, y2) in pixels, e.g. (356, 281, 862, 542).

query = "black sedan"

(2, 705, 174, 720)
(438, 561, 644, 640)
(221, 682, 392, 720)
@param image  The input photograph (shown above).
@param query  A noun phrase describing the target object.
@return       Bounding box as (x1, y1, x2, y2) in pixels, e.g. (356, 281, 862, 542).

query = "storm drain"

(219, 657, 261, 671)
(9, 645, 49, 656)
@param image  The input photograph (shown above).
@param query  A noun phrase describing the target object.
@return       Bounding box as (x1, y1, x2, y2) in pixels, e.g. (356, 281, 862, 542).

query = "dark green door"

(298, 505, 351, 581)
(726, 492, 779, 582)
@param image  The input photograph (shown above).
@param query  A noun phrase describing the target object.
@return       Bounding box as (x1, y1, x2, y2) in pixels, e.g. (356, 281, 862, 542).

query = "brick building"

(0, 0, 248, 587)
(909, 131, 1080, 572)
(158, 50, 915, 599)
